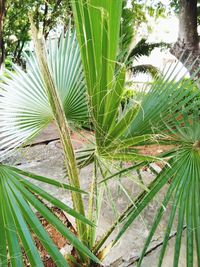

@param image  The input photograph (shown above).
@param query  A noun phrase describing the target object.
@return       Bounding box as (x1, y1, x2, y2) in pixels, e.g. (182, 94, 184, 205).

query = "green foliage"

(0, 29, 88, 156)
(4, 57, 12, 70)
(0, 1, 200, 266)
(121, 88, 136, 104)
(138, 110, 200, 267)
(72, 3, 200, 265)
(71, 0, 157, 166)
(119, 2, 169, 78)
(0, 164, 97, 266)
(4, 0, 72, 65)
(4, 1, 31, 65)
(120, 0, 166, 53)
(0, 20, 97, 266)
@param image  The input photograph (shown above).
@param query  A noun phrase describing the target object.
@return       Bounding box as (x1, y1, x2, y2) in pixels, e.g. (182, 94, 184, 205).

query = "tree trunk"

(170, 0, 200, 79)
(0, 0, 6, 73)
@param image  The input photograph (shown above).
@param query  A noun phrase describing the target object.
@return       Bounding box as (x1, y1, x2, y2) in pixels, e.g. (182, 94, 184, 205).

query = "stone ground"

(5, 124, 190, 267)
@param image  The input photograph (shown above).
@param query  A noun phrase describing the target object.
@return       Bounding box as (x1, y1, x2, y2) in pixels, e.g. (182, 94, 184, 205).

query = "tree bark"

(0, 0, 6, 73)
(170, 0, 200, 79)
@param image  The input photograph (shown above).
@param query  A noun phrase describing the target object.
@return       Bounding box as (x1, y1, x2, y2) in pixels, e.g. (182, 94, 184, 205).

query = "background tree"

(0, 0, 6, 73)
(1, 0, 169, 71)
(119, 0, 169, 78)
(170, 0, 200, 78)
(2, 0, 72, 68)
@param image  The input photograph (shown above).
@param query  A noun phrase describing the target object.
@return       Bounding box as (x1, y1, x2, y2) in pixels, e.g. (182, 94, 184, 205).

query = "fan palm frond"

(137, 109, 200, 267)
(0, 164, 98, 266)
(47, 30, 88, 122)
(72, 0, 124, 145)
(0, 29, 88, 159)
(92, 54, 200, 258)
(72, 0, 159, 165)
(126, 59, 200, 137)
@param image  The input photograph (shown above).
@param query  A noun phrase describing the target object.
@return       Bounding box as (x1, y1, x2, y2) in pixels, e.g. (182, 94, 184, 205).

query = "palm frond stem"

(29, 17, 87, 251)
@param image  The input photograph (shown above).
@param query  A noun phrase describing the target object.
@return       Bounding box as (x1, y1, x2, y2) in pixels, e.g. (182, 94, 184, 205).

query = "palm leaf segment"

(0, 164, 98, 266)
(72, 0, 158, 162)
(0, 29, 88, 158)
(137, 110, 200, 267)
(126, 71, 200, 138)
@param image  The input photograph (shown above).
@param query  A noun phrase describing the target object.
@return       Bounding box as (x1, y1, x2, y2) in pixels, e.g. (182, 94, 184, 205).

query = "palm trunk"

(170, 0, 200, 80)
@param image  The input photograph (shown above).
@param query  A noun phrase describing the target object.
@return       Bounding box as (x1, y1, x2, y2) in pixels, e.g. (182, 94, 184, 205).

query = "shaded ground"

(5, 124, 189, 267)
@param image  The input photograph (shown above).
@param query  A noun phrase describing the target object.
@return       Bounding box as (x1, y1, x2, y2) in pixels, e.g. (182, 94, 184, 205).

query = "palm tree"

(0, 1, 199, 266)
(72, 1, 200, 266)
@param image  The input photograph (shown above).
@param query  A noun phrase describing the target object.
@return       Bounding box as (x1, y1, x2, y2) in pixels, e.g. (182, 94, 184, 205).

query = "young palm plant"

(0, 1, 200, 267)
(72, 1, 200, 266)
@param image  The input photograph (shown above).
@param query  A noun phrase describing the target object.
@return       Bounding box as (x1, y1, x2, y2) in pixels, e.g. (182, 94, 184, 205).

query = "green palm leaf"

(127, 38, 169, 62)
(72, 0, 123, 145)
(0, 29, 88, 158)
(0, 164, 99, 266)
(126, 64, 200, 138)
(72, 0, 159, 167)
(132, 110, 200, 267)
